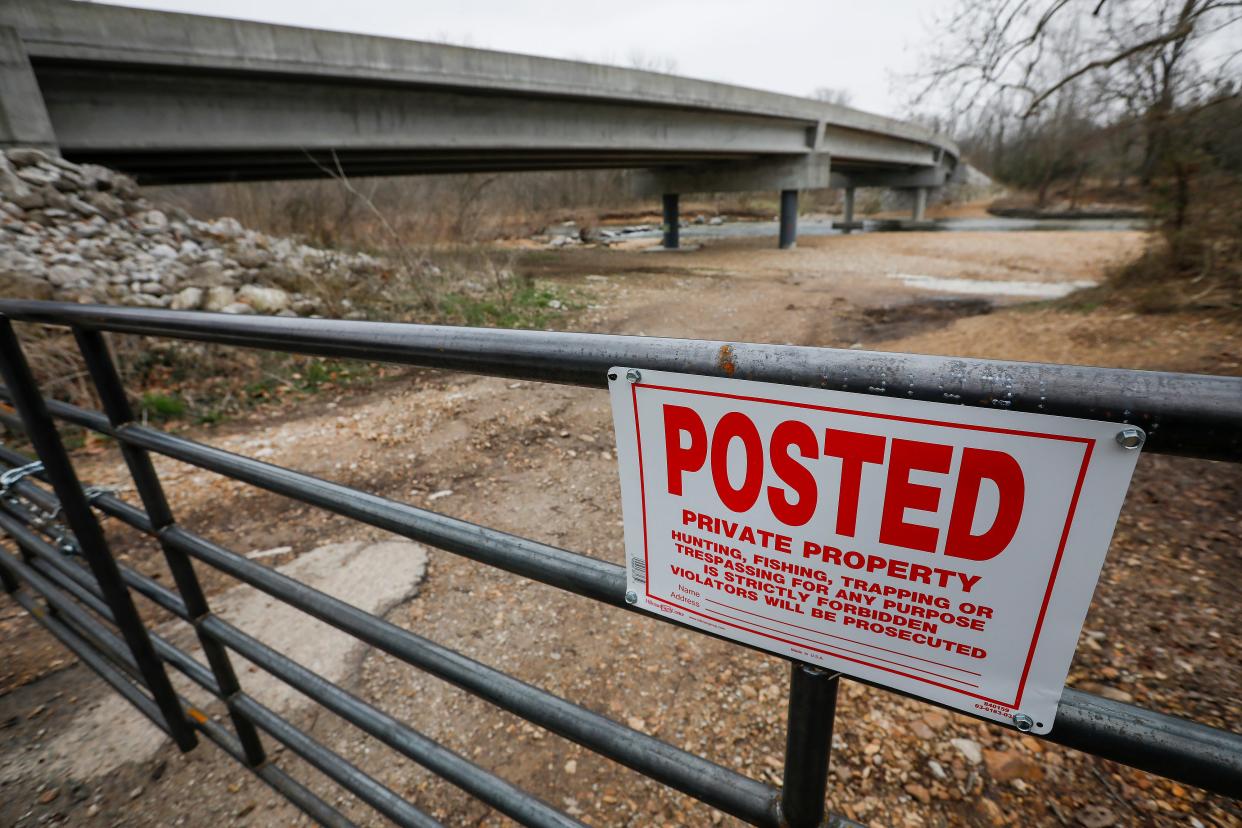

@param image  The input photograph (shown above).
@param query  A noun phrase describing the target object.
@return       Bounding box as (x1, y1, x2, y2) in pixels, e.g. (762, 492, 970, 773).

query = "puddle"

(819, 297, 994, 346)
(888, 273, 1096, 298)
(857, 297, 993, 341)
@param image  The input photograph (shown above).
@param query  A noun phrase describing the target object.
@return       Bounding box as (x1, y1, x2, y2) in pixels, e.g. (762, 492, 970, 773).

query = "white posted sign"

(609, 367, 1142, 732)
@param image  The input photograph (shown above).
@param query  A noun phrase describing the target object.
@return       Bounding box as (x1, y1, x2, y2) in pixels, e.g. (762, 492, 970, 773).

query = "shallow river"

(624, 215, 1148, 241)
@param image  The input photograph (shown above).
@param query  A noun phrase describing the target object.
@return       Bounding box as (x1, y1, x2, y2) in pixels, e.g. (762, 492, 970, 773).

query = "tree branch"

(1021, 20, 1196, 117)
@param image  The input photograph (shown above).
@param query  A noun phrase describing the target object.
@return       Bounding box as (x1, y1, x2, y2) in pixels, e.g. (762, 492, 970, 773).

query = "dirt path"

(2, 229, 1240, 828)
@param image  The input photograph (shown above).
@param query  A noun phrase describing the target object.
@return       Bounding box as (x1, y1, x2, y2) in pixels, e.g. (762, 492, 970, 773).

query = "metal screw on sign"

(625, 590, 638, 605)
(1115, 427, 1146, 450)
(626, 369, 642, 383)
(1012, 713, 1035, 732)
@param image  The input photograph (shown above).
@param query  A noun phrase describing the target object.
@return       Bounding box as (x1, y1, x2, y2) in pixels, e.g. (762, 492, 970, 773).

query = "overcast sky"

(93, 0, 949, 117)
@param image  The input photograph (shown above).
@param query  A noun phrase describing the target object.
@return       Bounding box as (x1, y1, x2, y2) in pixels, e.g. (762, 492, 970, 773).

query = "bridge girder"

(0, 0, 958, 190)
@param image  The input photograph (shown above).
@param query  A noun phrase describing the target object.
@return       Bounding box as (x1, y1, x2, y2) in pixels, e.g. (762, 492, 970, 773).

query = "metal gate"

(0, 299, 1239, 827)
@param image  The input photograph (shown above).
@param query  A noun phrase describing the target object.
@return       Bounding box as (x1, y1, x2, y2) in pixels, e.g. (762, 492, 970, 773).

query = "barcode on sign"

(630, 557, 646, 583)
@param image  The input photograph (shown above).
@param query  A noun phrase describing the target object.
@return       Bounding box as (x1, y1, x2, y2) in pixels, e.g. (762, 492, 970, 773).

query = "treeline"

(955, 86, 1242, 211)
(912, 0, 1240, 309)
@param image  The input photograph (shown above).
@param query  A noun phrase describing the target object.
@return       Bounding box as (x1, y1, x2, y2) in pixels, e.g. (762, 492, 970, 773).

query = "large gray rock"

(135, 209, 168, 234)
(11, 190, 44, 210)
(47, 264, 91, 288)
(0, 249, 41, 277)
(41, 187, 69, 211)
(0, 154, 31, 201)
(203, 285, 236, 311)
(234, 247, 272, 268)
(185, 260, 229, 287)
(6, 148, 50, 167)
(83, 190, 123, 219)
(206, 216, 244, 238)
(67, 194, 101, 218)
(122, 293, 164, 307)
(170, 286, 203, 310)
(15, 166, 58, 187)
(237, 284, 290, 313)
(50, 165, 87, 193)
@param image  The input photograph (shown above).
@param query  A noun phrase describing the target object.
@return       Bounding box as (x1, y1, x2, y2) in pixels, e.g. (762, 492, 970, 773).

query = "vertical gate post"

(779, 189, 799, 249)
(0, 318, 197, 751)
(780, 662, 840, 827)
(73, 327, 267, 766)
(0, 547, 17, 592)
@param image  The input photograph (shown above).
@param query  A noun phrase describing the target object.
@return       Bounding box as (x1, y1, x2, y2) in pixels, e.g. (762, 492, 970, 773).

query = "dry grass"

(151, 170, 640, 247)
(1, 240, 580, 433)
(1108, 171, 1242, 314)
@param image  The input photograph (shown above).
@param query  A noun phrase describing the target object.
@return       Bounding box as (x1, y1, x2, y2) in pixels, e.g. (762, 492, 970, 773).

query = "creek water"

(613, 214, 1146, 241)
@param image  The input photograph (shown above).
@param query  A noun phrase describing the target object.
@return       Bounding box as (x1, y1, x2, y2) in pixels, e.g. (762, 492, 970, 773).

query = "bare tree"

(915, 0, 1241, 182)
(810, 86, 854, 106)
(626, 50, 679, 74)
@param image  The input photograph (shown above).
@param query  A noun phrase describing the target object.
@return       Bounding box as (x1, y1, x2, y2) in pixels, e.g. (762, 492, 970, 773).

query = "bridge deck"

(1, 0, 957, 185)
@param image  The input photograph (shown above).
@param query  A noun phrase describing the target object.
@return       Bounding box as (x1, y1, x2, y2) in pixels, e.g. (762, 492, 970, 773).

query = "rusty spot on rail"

(186, 707, 209, 725)
(717, 344, 736, 377)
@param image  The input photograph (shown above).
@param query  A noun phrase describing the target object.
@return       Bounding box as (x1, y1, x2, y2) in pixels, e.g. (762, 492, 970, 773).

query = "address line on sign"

(702, 597, 983, 677)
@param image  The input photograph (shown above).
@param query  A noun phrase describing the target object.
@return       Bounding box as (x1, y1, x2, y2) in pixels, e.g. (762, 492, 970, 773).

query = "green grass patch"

(139, 392, 188, 421)
(440, 280, 583, 329)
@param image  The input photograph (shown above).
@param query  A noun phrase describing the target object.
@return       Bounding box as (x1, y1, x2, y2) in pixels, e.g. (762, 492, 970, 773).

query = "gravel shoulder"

(2, 228, 1240, 828)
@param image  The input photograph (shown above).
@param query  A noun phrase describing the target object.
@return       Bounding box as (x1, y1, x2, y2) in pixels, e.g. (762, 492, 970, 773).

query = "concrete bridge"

(0, 0, 959, 248)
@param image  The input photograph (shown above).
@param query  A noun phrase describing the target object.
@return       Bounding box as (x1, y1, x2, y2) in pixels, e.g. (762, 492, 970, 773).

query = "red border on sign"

(629, 381, 1094, 711)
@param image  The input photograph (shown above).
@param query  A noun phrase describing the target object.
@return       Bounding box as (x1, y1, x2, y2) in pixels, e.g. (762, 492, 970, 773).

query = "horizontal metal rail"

(0, 519, 424, 826)
(2, 429, 1240, 798)
(1, 301, 1240, 460)
(1, 300, 1239, 824)
(0, 450, 785, 827)
(0, 532, 353, 827)
(0, 474, 593, 828)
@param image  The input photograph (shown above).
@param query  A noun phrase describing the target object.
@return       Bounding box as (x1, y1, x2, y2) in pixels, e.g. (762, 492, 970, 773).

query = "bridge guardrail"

(0, 300, 1239, 827)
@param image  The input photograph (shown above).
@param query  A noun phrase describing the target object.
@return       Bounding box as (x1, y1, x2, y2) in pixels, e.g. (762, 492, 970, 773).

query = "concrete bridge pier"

(911, 187, 928, 222)
(779, 190, 798, 249)
(661, 193, 680, 249)
(834, 186, 864, 234)
(0, 25, 57, 151)
(634, 154, 830, 250)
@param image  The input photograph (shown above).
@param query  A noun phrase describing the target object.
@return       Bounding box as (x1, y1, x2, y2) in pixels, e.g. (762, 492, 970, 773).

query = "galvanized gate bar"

(3, 404, 1241, 798)
(1, 301, 1240, 459)
(73, 326, 268, 767)
(0, 317, 197, 751)
(209, 619, 590, 828)
(1052, 688, 1242, 798)
(230, 693, 446, 828)
(0, 470, 594, 828)
(1, 300, 1240, 826)
(0, 516, 441, 828)
(0, 478, 596, 828)
(0, 446, 784, 826)
(160, 525, 787, 827)
(780, 665, 840, 827)
(3, 576, 170, 732)
(0, 396, 629, 606)
(0, 537, 358, 827)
